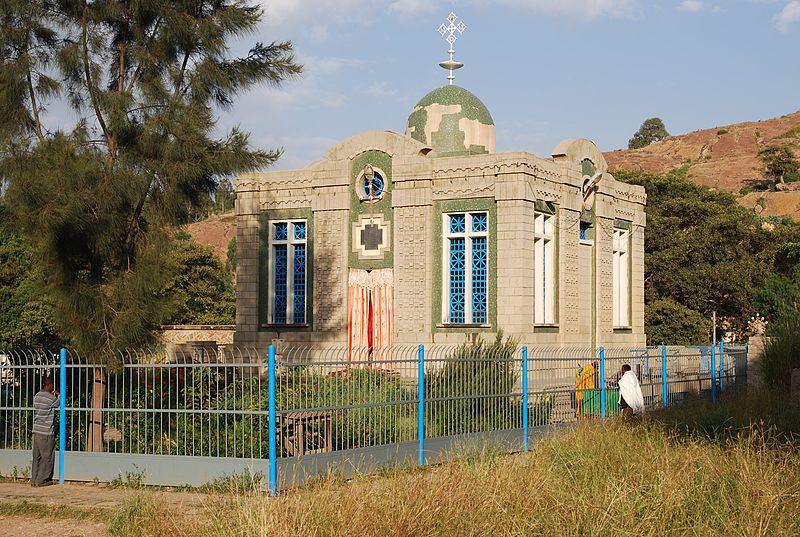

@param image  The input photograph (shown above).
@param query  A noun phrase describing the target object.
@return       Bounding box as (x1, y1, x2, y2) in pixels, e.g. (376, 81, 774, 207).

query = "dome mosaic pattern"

(406, 85, 496, 157)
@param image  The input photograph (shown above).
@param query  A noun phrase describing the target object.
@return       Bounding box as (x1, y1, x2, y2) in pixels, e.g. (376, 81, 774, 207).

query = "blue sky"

(227, 0, 800, 170)
(43, 1, 800, 170)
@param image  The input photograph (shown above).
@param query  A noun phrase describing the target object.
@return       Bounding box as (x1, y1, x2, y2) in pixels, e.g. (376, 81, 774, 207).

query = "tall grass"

(760, 314, 800, 394)
(111, 393, 800, 537)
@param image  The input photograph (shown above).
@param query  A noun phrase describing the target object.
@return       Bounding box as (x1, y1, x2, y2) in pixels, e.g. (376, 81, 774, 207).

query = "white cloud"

(490, 0, 641, 20)
(257, 135, 341, 170)
(676, 1, 721, 13)
(261, 0, 641, 30)
(389, 0, 437, 16)
(776, 1, 800, 31)
(304, 55, 364, 75)
(678, 0, 703, 12)
(236, 54, 363, 113)
(261, 0, 377, 27)
(366, 82, 398, 97)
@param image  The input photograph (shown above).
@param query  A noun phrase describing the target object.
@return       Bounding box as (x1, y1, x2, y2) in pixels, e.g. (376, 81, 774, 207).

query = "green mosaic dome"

(405, 85, 496, 157)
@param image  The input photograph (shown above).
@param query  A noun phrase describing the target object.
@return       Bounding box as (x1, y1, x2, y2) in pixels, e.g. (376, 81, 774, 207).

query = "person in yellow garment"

(575, 360, 598, 418)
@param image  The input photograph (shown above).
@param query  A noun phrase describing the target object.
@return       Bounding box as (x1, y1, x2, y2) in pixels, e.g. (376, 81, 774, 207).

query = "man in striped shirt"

(31, 376, 60, 486)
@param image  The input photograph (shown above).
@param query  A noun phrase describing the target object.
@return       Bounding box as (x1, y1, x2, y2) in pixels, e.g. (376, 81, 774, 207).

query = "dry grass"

(0, 500, 112, 522)
(111, 397, 800, 537)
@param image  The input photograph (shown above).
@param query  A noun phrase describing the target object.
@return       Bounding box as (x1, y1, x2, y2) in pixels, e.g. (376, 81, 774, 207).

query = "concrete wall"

(159, 325, 235, 357)
(747, 335, 767, 390)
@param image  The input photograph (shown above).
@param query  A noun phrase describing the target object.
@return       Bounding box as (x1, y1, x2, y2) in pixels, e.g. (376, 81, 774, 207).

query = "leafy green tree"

(0, 0, 300, 363)
(645, 299, 711, 346)
(0, 0, 300, 451)
(0, 206, 60, 349)
(628, 118, 670, 149)
(753, 269, 800, 327)
(616, 167, 792, 338)
(226, 236, 237, 274)
(214, 179, 236, 214)
(759, 145, 800, 185)
(752, 235, 800, 327)
(162, 233, 235, 326)
(186, 178, 235, 221)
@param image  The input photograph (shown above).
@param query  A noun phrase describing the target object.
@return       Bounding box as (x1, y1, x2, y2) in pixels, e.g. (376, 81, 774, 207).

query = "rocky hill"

(185, 211, 236, 262)
(604, 111, 800, 219)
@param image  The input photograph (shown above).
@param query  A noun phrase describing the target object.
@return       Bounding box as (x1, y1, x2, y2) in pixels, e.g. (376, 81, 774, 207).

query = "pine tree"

(0, 0, 301, 361)
(0, 0, 301, 451)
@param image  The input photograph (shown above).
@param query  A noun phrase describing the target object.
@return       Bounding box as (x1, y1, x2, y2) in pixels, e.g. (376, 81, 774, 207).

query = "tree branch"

(81, 2, 114, 162)
(118, 42, 126, 93)
(117, 1, 134, 94)
(124, 16, 161, 95)
(21, 7, 45, 143)
(174, 51, 190, 99)
(26, 62, 46, 143)
(123, 176, 157, 269)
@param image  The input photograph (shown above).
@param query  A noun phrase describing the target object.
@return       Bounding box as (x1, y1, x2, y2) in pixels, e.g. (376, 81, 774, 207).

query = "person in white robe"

(618, 364, 645, 416)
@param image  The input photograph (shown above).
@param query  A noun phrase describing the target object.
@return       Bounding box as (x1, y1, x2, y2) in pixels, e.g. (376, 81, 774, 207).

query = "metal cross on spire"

(438, 12, 466, 85)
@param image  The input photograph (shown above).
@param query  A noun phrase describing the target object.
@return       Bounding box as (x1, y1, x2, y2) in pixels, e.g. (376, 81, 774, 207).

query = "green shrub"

(106, 363, 415, 457)
(528, 394, 555, 427)
(425, 333, 520, 437)
(778, 125, 800, 139)
(739, 182, 772, 196)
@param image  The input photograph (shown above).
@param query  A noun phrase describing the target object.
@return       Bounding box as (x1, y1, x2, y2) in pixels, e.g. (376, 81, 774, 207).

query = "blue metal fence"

(0, 342, 748, 492)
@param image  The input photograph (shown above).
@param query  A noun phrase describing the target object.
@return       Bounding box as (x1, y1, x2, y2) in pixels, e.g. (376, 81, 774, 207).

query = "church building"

(234, 15, 647, 353)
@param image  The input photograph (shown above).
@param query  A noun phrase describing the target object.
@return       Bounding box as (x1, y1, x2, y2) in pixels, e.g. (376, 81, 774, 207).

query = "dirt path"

(1, 515, 107, 537)
(0, 481, 207, 536)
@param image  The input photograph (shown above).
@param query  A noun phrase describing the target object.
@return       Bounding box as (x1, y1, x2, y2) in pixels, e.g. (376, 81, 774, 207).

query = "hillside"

(184, 212, 236, 262)
(604, 111, 800, 219)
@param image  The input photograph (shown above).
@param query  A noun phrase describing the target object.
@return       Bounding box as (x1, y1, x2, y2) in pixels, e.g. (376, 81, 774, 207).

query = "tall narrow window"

(270, 221, 307, 324)
(534, 212, 556, 325)
(443, 212, 489, 325)
(613, 227, 631, 327)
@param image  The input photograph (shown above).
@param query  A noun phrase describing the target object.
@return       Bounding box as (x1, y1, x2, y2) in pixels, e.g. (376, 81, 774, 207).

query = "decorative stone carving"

(352, 214, 392, 260)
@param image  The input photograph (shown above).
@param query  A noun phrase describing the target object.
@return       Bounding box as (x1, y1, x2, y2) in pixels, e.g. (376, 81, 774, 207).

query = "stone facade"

(235, 86, 647, 350)
(160, 325, 235, 358)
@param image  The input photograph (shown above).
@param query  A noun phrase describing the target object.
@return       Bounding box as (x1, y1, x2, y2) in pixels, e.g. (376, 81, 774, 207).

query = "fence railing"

(0, 342, 747, 494)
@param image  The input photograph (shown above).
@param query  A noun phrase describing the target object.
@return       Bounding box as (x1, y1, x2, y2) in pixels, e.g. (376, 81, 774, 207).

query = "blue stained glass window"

(273, 245, 288, 324)
(580, 222, 590, 241)
(449, 238, 466, 324)
(472, 237, 487, 324)
(293, 222, 306, 241)
(293, 244, 306, 324)
(363, 172, 385, 198)
(274, 223, 288, 241)
(450, 214, 466, 234)
(471, 213, 488, 233)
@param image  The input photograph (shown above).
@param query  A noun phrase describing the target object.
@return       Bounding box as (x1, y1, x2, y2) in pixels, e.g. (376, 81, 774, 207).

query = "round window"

(358, 165, 387, 202)
(363, 172, 385, 199)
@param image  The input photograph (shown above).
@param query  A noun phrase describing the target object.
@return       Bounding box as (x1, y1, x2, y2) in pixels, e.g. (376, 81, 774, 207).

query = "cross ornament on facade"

(362, 164, 379, 224)
(360, 224, 383, 251)
(437, 12, 466, 85)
